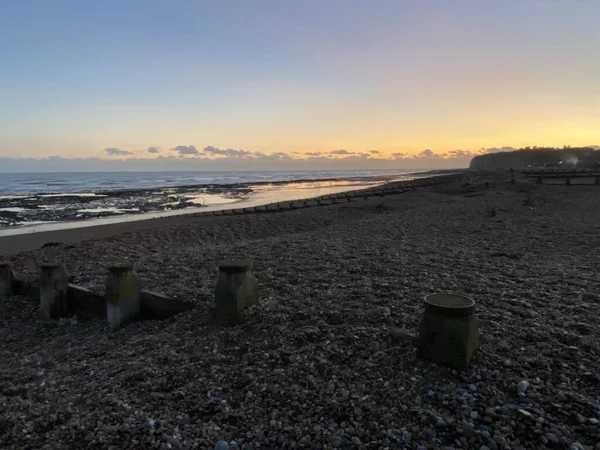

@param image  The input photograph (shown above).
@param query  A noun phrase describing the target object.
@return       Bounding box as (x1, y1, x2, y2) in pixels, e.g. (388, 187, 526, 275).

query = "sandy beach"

(1, 174, 599, 449)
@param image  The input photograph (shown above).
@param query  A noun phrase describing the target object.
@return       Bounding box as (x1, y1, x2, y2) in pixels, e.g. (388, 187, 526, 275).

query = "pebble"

(331, 435, 342, 447)
(517, 409, 532, 418)
(517, 380, 530, 393)
(215, 441, 229, 450)
(470, 411, 479, 420)
(1, 178, 599, 450)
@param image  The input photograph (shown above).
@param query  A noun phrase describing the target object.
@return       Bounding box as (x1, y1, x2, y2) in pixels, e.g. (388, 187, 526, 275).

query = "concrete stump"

(214, 260, 258, 325)
(0, 262, 14, 296)
(105, 263, 142, 330)
(39, 263, 69, 320)
(417, 293, 479, 370)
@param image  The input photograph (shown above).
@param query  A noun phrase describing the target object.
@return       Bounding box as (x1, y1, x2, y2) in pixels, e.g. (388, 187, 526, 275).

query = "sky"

(1, 0, 599, 171)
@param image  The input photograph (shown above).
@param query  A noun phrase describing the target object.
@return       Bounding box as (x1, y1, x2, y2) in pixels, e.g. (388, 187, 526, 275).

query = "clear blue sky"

(1, 0, 599, 170)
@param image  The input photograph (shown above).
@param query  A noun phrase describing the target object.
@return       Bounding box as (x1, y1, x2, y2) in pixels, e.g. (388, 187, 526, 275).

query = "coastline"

(0, 173, 454, 254)
(0, 170, 440, 232)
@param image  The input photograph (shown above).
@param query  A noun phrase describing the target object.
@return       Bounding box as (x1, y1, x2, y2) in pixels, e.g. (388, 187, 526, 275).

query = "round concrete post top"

(219, 259, 251, 273)
(424, 293, 475, 317)
(106, 262, 134, 273)
(39, 262, 64, 270)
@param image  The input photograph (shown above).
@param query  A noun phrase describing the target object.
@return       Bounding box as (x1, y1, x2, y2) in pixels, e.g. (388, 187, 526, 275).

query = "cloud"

(331, 149, 354, 155)
(104, 147, 133, 156)
(172, 145, 199, 156)
(418, 149, 435, 158)
(305, 152, 322, 156)
(147, 146, 160, 154)
(369, 149, 381, 154)
(392, 152, 406, 159)
(203, 145, 253, 158)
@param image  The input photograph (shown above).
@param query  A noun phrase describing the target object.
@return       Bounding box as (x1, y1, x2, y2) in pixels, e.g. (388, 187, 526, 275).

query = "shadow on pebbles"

(1, 183, 599, 449)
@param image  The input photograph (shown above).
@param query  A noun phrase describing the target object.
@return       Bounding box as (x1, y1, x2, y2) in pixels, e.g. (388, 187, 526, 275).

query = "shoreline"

(0, 174, 457, 254)
(0, 170, 461, 237)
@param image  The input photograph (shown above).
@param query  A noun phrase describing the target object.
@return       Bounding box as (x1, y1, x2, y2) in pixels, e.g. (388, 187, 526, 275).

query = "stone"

(39, 263, 69, 320)
(215, 441, 229, 450)
(213, 260, 259, 325)
(105, 263, 142, 330)
(517, 380, 529, 393)
(140, 289, 195, 320)
(0, 262, 14, 296)
(331, 435, 342, 447)
(417, 293, 480, 370)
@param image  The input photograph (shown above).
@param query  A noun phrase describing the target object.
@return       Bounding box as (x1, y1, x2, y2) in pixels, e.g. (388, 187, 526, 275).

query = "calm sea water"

(0, 170, 420, 196)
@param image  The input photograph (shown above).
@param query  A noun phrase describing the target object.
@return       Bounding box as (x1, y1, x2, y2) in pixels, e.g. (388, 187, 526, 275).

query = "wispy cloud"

(147, 146, 160, 154)
(203, 146, 253, 158)
(104, 147, 134, 156)
(331, 149, 354, 155)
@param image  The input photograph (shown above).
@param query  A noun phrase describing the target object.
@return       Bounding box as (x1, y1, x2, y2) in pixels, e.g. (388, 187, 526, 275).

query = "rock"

(215, 441, 230, 450)
(389, 327, 415, 343)
(517, 409, 532, 418)
(517, 380, 529, 393)
(331, 435, 342, 448)
(470, 411, 479, 420)
(351, 436, 362, 446)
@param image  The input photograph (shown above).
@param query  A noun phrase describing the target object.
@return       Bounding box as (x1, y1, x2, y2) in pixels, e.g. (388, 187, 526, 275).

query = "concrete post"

(0, 262, 14, 296)
(105, 263, 142, 330)
(39, 263, 69, 320)
(566, 177, 571, 186)
(595, 176, 599, 185)
(214, 260, 259, 325)
(417, 293, 480, 370)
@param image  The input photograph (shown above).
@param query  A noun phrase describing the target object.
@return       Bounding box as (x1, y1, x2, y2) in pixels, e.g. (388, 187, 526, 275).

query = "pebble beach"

(1, 175, 599, 449)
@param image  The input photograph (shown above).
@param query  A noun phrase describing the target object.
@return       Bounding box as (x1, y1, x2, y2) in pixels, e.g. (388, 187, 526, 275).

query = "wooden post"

(39, 263, 69, 320)
(106, 263, 142, 330)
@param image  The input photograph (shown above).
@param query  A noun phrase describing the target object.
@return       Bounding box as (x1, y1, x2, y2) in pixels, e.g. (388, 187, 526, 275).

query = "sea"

(0, 169, 428, 235)
(0, 170, 420, 196)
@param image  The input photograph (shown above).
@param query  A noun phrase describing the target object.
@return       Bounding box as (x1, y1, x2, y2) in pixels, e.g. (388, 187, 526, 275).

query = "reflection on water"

(0, 177, 411, 237)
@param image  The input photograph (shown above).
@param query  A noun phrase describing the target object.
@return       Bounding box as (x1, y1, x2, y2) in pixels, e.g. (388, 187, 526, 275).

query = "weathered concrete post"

(39, 263, 69, 320)
(565, 177, 571, 186)
(214, 260, 258, 325)
(105, 263, 142, 330)
(417, 293, 480, 370)
(0, 262, 14, 296)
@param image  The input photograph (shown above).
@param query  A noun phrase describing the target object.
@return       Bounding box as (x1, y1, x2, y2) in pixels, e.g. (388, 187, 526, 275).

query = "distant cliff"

(469, 147, 600, 170)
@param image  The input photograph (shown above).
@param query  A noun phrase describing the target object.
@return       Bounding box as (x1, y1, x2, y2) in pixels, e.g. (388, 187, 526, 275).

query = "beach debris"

(105, 262, 142, 330)
(39, 262, 69, 320)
